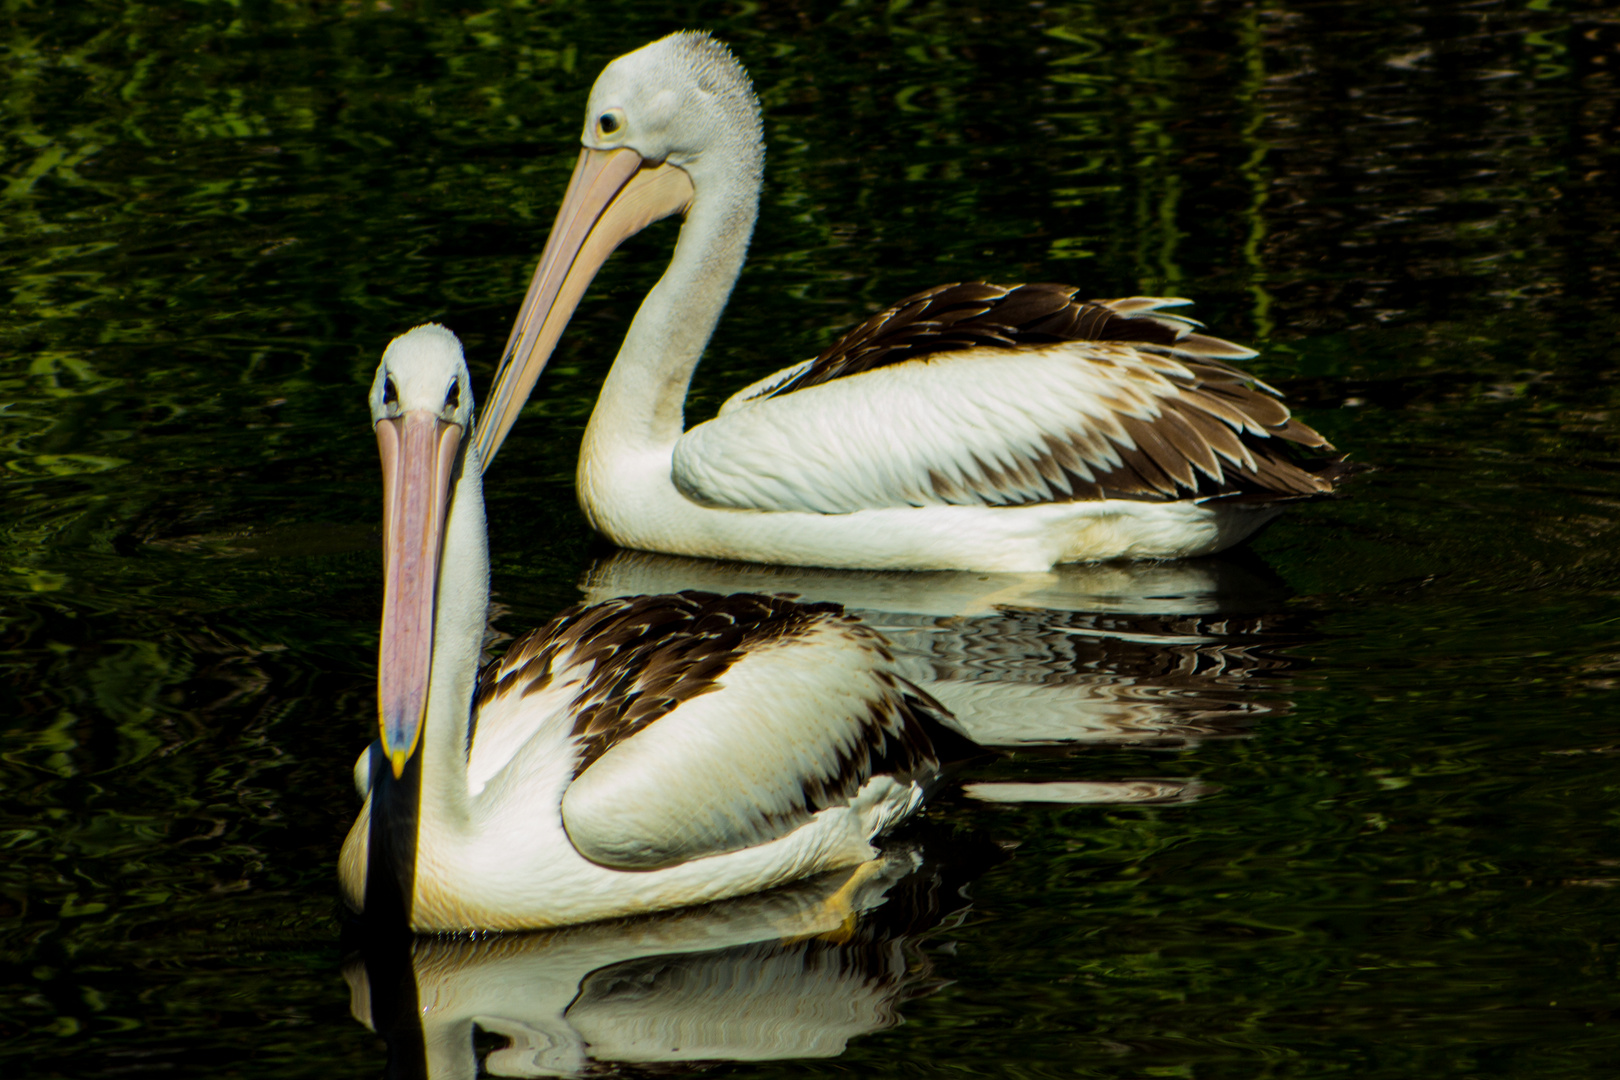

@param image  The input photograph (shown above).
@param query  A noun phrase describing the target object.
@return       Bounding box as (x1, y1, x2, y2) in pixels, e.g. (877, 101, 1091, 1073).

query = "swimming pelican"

(473, 31, 1351, 574)
(340, 323, 975, 932)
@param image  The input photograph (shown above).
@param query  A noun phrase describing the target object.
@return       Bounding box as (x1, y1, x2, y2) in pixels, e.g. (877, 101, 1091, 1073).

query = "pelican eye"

(383, 377, 398, 406)
(598, 110, 624, 136)
(445, 381, 460, 410)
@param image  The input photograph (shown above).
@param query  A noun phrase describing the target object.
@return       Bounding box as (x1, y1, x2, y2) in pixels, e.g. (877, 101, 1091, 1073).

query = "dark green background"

(3, 0, 1617, 1076)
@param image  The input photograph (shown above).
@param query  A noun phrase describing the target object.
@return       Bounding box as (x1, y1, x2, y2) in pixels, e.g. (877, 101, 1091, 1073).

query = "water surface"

(3, 1, 1618, 1076)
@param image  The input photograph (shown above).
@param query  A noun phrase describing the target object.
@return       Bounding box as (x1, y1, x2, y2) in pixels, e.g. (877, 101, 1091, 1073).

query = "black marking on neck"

(366, 742, 421, 929)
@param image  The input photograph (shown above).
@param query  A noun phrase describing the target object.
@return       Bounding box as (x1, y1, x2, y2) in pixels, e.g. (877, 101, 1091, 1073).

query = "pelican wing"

(471, 592, 969, 871)
(677, 283, 1342, 514)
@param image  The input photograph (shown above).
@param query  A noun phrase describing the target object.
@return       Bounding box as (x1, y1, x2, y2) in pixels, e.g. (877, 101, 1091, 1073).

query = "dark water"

(4, 0, 1618, 1076)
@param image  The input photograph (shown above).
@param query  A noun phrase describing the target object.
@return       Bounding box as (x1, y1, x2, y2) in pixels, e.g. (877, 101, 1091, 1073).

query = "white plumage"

(473, 32, 1349, 572)
(682, 305, 1273, 515)
(343, 325, 971, 932)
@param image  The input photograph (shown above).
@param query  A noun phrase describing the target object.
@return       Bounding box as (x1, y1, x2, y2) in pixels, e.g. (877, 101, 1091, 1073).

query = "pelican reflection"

(581, 552, 1312, 784)
(346, 836, 1000, 1078)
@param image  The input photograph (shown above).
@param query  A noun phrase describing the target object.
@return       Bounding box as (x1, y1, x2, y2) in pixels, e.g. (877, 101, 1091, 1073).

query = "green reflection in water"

(3, 0, 1618, 1076)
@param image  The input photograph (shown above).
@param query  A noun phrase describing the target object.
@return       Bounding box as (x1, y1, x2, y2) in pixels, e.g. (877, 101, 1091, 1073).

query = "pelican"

(340, 323, 976, 932)
(473, 31, 1352, 574)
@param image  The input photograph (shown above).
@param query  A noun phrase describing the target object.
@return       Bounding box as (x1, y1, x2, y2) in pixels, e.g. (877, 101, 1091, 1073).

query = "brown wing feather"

(472, 591, 978, 870)
(736, 281, 1349, 504)
(474, 592, 829, 776)
(762, 282, 1206, 395)
(471, 591, 972, 793)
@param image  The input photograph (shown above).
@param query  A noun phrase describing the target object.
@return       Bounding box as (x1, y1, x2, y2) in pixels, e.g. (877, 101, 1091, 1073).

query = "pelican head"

(581, 31, 761, 184)
(475, 31, 761, 466)
(372, 324, 474, 777)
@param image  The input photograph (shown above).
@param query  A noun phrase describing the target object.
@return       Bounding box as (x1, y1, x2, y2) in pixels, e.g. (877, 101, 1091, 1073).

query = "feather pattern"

(683, 283, 1346, 515)
(474, 591, 836, 777)
(467, 591, 970, 871)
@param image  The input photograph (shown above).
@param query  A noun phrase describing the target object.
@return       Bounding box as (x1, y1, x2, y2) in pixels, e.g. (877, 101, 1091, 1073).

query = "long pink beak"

(375, 411, 463, 778)
(472, 147, 695, 469)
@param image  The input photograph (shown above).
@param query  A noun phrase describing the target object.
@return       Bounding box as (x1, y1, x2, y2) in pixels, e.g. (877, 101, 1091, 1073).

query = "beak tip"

(390, 748, 407, 780)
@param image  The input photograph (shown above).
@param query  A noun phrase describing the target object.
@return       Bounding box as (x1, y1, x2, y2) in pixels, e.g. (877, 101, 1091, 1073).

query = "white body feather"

(582, 418, 1282, 572)
(568, 167, 1293, 574)
(682, 342, 1253, 515)
(341, 600, 932, 930)
(488, 34, 1331, 573)
(343, 328, 947, 930)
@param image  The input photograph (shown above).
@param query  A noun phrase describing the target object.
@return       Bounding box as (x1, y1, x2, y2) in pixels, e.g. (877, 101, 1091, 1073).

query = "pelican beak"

(376, 411, 463, 778)
(473, 147, 695, 468)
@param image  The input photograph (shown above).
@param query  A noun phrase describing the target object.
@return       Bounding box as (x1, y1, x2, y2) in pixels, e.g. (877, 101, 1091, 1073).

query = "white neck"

(580, 154, 761, 465)
(418, 443, 489, 827)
